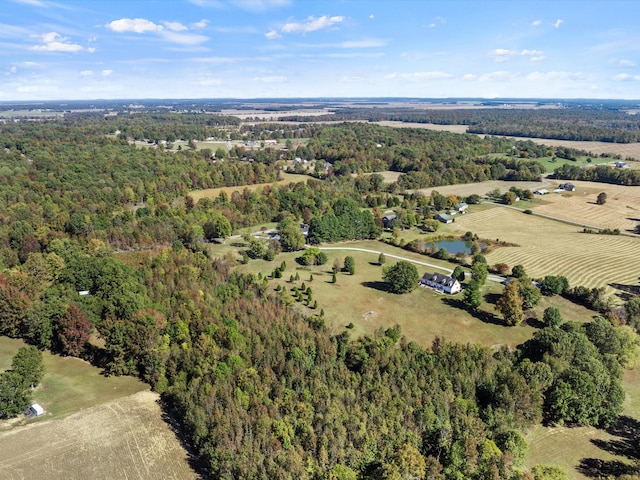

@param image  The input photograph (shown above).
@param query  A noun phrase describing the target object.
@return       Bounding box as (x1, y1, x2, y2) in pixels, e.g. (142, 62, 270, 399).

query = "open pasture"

(415, 179, 547, 198)
(452, 205, 640, 297)
(239, 240, 595, 349)
(530, 180, 640, 232)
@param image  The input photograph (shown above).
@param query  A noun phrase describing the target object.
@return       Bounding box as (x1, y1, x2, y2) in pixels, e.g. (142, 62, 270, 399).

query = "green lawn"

(236, 240, 596, 350)
(0, 337, 147, 426)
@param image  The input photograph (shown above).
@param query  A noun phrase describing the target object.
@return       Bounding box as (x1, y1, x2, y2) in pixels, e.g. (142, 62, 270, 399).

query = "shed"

(563, 183, 575, 192)
(29, 403, 44, 417)
(435, 213, 454, 224)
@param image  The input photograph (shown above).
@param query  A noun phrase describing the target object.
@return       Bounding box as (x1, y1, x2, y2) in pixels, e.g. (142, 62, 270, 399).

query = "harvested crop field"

(530, 180, 640, 232)
(0, 391, 199, 480)
(415, 179, 547, 198)
(451, 205, 640, 296)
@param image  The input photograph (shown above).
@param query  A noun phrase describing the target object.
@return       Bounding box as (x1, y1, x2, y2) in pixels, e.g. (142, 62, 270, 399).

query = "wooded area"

(1, 112, 639, 479)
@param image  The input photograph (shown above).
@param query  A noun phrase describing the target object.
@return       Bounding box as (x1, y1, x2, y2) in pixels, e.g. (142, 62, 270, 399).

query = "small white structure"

(534, 189, 548, 195)
(420, 272, 462, 294)
(29, 403, 44, 417)
(615, 161, 630, 169)
(78, 290, 90, 296)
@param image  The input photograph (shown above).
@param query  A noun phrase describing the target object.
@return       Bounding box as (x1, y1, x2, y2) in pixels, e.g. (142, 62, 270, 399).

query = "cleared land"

(0, 337, 198, 480)
(238, 240, 597, 349)
(0, 391, 198, 480)
(528, 180, 640, 232)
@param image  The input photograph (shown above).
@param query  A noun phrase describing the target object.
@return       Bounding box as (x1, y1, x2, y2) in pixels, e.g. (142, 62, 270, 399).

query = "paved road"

(317, 246, 505, 283)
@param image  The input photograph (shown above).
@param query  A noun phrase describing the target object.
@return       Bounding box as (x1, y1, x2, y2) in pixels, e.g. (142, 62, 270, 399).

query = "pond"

(429, 240, 484, 255)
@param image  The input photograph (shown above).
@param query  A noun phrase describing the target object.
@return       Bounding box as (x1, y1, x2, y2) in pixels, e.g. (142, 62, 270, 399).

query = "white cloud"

(479, 71, 518, 82)
(340, 39, 386, 48)
(520, 49, 543, 56)
(618, 59, 635, 67)
(80, 70, 93, 76)
(107, 18, 164, 33)
(489, 49, 544, 62)
(341, 75, 364, 82)
(532, 20, 541, 26)
(102, 69, 113, 76)
(531, 56, 545, 62)
(192, 19, 209, 29)
(107, 17, 209, 44)
(253, 76, 287, 83)
(232, 0, 290, 12)
(462, 74, 477, 81)
(164, 21, 188, 32)
(30, 32, 84, 52)
(554, 19, 564, 28)
(265, 29, 281, 40)
(526, 71, 587, 81)
(5, 66, 17, 76)
(281, 15, 344, 34)
(369, 14, 374, 19)
(613, 73, 640, 81)
(161, 31, 208, 45)
(385, 71, 453, 82)
(428, 23, 436, 28)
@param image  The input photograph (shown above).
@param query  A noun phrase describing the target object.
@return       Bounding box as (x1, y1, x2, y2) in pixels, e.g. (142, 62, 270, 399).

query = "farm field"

(0, 337, 197, 480)
(415, 179, 547, 198)
(528, 180, 640, 232)
(0, 390, 197, 480)
(450, 204, 640, 297)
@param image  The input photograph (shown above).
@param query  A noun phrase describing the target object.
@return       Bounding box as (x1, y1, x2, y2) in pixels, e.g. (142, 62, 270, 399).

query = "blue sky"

(1, 0, 639, 101)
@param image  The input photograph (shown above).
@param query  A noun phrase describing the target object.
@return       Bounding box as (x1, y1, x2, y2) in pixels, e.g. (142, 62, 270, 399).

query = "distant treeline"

(280, 107, 640, 143)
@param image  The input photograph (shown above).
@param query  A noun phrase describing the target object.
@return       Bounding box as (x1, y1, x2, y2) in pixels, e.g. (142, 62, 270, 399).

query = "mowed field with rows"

(452, 205, 640, 296)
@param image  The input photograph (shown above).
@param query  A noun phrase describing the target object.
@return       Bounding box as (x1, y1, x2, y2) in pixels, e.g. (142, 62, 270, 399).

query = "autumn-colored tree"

(496, 281, 524, 326)
(58, 304, 92, 356)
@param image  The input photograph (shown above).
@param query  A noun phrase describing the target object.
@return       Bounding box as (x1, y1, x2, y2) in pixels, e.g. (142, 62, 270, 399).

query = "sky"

(1, 0, 639, 101)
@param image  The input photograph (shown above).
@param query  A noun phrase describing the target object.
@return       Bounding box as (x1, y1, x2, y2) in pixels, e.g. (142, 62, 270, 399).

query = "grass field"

(449, 204, 640, 298)
(237, 240, 597, 349)
(0, 337, 197, 479)
(529, 180, 640, 232)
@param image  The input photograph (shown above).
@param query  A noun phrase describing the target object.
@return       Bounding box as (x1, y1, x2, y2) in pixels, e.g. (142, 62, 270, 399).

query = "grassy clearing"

(0, 336, 147, 426)
(235, 239, 595, 349)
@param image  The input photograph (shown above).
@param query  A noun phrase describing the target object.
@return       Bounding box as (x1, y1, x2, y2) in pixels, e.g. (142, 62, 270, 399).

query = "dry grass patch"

(0, 391, 197, 480)
(414, 179, 546, 199)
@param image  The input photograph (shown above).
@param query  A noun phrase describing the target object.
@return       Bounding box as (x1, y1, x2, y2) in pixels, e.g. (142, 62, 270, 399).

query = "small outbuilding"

(435, 213, 454, 224)
(28, 403, 44, 417)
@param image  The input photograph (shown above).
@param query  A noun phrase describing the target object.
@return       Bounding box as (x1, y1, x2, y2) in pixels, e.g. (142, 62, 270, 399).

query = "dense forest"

(1, 113, 639, 479)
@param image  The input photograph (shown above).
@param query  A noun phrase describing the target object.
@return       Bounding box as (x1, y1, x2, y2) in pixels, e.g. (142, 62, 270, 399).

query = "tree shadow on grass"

(577, 415, 640, 478)
(159, 401, 211, 480)
(610, 282, 640, 302)
(361, 281, 391, 292)
(442, 298, 504, 326)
